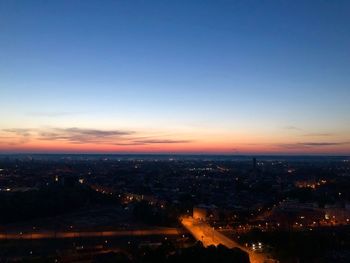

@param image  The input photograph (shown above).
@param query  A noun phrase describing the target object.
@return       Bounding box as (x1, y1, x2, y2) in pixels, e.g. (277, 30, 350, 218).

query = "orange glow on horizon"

(1, 137, 349, 155)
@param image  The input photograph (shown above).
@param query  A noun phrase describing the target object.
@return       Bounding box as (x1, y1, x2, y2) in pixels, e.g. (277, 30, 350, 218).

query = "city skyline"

(1, 1, 350, 154)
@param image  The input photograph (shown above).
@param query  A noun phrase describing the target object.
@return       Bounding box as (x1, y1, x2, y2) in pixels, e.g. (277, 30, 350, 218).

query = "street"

(0, 228, 180, 240)
(181, 216, 269, 263)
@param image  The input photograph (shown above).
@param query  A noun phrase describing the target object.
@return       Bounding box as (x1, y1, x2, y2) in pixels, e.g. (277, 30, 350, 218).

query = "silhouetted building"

(253, 157, 257, 170)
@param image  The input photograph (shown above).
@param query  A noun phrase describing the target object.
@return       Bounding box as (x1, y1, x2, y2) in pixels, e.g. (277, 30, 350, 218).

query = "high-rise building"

(253, 157, 257, 170)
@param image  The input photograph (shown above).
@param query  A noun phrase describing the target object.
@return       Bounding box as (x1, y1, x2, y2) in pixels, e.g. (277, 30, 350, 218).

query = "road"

(181, 216, 269, 263)
(0, 228, 180, 240)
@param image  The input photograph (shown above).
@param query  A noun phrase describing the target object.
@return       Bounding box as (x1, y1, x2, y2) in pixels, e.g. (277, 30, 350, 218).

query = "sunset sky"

(1, 1, 349, 154)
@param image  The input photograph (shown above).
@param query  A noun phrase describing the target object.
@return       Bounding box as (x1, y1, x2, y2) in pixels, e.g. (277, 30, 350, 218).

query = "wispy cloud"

(37, 127, 134, 144)
(303, 133, 333, 137)
(113, 139, 193, 146)
(299, 142, 348, 147)
(284, 125, 302, 131)
(2, 128, 32, 144)
(3, 128, 32, 137)
(278, 141, 349, 149)
(28, 112, 82, 117)
(133, 139, 192, 144)
(1, 127, 193, 146)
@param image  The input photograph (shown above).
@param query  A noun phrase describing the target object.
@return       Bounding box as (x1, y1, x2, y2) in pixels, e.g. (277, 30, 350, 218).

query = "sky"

(0, 0, 349, 155)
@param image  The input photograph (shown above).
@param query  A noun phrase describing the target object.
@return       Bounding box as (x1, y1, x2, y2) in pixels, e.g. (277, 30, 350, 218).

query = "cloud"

(114, 139, 193, 146)
(299, 142, 348, 147)
(3, 128, 32, 137)
(133, 139, 192, 144)
(1, 127, 193, 146)
(278, 141, 349, 149)
(2, 128, 32, 144)
(28, 112, 81, 117)
(303, 133, 333, 137)
(284, 125, 302, 131)
(37, 127, 134, 144)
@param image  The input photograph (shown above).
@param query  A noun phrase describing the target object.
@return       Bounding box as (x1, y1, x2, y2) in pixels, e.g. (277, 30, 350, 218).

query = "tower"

(253, 157, 257, 171)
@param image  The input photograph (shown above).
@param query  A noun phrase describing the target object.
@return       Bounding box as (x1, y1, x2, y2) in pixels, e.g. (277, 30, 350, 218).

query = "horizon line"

(0, 152, 349, 157)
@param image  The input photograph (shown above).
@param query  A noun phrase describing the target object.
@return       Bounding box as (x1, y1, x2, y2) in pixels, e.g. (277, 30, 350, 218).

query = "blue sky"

(0, 0, 349, 154)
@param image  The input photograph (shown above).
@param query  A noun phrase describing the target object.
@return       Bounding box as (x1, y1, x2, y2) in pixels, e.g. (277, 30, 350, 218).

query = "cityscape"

(1, 1, 350, 263)
(0, 155, 349, 262)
